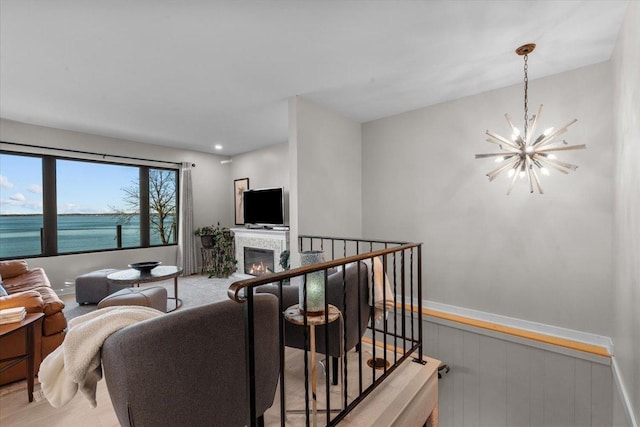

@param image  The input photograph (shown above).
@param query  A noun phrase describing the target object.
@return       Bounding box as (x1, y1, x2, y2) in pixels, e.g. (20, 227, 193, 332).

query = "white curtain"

(177, 162, 197, 275)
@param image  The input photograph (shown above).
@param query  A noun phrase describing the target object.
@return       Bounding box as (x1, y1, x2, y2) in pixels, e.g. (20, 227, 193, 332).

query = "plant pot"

(200, 235, 214, 248)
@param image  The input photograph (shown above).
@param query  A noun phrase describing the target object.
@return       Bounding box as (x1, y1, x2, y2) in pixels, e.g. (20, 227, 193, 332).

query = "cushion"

(0, 282, 7, 297)
(0, 260, 29, 280)
(98, 287, 168, 313)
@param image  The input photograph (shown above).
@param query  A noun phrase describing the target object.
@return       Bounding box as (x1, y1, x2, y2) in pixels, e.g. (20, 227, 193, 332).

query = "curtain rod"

(0, 140, 196, 167)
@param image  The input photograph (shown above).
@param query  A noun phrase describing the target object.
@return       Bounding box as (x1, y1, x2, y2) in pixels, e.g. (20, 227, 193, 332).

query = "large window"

(56, 159, 141, 253)
(0, 150, 179, 259)
(0, 153, 44, 258)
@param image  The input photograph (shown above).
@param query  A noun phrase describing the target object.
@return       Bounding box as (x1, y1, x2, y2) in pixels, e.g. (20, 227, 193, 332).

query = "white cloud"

(0, 175, 14, 189)
(9, 193, 26, 202)
(59, 203, 111, 214)
(27, 184, 42, 194)
(0, 198, 42, 214)
(23, 200, 43, 210)
(60, 203, 78, 213)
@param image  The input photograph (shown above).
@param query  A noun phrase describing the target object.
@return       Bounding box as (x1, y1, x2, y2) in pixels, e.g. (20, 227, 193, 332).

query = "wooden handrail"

(417, 306, 611, 357)
(300, 235, 410, 246)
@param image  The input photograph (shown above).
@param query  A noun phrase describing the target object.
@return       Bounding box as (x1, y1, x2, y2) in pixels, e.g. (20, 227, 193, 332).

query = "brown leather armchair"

(0, 260, 67, 385)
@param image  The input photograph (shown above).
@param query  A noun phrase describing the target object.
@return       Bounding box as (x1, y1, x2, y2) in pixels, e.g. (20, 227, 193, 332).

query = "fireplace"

(244, 247, 275, 276)
(232, 228, 288, 276)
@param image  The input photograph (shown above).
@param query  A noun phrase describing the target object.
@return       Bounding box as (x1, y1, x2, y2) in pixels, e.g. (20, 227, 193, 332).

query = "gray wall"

(612, 2, 640, 425)
(0, 119, 231, 287)
(362, 62, 614, 337)
(293, 96, 363, 239)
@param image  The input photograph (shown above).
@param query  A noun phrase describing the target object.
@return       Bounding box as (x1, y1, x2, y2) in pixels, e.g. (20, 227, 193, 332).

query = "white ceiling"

(0, 0, 628, 156)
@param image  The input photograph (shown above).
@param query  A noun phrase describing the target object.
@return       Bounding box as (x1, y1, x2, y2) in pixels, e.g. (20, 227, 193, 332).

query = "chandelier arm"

(486, 157, 519, 181)
(536, 144, 587, 153)
(540, 156, 579, 171)
(504, 113, 517, 131)
(532, 119, 578, 148)
(535, 156, 571, 174)
(526, 104, 543, 145)
(506, 160, 522, 195)
(486, 130, 522, 151)
(530, 165, 544, 194)
(525, 156, 534, 194)
(504, 114, 524, 147)
(475, 152, 519, 159)
(486, 137, 522, 152)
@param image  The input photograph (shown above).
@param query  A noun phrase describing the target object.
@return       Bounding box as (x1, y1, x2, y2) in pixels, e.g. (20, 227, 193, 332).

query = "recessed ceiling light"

(214, 144, 223, 150)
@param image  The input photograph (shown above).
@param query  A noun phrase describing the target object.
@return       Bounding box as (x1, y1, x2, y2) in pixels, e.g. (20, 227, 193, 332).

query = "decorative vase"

(298, 250, 325, 315)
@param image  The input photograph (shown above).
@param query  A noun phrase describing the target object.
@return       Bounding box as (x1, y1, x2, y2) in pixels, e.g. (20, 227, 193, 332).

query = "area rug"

(63, 273, 240, 321)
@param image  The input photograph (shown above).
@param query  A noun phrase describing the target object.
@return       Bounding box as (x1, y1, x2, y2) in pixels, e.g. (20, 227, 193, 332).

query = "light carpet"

(63, 273, 240, 321)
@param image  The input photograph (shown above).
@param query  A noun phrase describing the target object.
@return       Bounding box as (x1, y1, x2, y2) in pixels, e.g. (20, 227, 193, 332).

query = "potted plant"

(279, 250, 290, 285)
(279, 250, 290, 271)
(195, 223, 237, 278)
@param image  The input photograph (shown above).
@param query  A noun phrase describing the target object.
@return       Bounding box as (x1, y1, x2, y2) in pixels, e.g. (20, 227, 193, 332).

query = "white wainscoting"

(424, 321, 613, 427)
(380, 306, 614, 427)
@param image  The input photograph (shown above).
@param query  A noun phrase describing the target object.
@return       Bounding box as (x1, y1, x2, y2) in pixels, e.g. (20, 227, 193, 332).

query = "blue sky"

(0, 153, 139, 215)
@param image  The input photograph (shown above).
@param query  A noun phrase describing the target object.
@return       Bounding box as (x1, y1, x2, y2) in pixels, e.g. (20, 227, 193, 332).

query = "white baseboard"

(612, 357, 639, 427)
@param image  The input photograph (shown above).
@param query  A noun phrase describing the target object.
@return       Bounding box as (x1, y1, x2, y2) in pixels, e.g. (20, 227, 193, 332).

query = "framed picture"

(234, 178, 250, 225)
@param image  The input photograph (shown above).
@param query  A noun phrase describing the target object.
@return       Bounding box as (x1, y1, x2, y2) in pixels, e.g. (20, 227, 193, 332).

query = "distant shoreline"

(0, 213, 139, 217)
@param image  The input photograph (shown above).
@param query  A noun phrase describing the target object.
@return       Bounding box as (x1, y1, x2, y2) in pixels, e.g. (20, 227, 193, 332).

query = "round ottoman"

(97, 287, 168, 313)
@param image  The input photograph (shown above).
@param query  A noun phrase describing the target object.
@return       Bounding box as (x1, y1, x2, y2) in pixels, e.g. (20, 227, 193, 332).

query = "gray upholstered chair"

(101, 294, 280, 427)
(257, 261, 370, 385)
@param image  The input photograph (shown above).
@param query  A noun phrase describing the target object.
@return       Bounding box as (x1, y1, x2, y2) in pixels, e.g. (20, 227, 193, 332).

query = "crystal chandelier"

(475, 43, 586, 194)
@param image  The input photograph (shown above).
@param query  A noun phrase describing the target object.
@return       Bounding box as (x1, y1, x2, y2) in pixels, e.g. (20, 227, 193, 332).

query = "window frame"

(0, 149, 180, 260)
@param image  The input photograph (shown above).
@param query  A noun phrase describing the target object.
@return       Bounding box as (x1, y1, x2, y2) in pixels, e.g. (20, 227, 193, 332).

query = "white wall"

(293, 96, 362, 239)
(0, 119, 231, 287)
(612, 2, 640, 425)
(229, 141, 289, 224)
(362, 62, 614, 337)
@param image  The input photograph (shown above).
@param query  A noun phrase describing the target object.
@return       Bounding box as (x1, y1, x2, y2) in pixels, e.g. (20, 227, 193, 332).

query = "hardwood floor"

(0, 344, 439, 427)
(0, 379, 118, 427)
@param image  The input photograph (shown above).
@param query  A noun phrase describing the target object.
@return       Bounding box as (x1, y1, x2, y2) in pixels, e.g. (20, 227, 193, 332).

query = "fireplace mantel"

(231, 228, 289, 275)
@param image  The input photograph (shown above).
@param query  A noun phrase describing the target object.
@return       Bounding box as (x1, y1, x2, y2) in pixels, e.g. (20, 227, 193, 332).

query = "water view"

(0, 214, 175, 258)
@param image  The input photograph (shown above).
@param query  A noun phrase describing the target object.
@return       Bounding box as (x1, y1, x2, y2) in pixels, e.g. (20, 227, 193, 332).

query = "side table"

(0, 312, 45, 402)
(284, 304, 342, 427)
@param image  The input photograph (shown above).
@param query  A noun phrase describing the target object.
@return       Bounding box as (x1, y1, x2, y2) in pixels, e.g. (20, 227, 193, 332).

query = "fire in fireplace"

(244, 247, 275, 276)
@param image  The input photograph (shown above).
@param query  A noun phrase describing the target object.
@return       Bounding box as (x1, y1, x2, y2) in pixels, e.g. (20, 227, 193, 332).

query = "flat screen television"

(243, 187, 285, 226)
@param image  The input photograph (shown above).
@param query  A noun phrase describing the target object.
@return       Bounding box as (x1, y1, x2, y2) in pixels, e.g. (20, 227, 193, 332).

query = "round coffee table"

(107, 266, 183, 312)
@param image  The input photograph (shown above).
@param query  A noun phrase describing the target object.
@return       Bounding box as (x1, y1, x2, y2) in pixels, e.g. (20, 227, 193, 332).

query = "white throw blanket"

(39, 306, 163, 408)
(361, 257, 394, 321)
